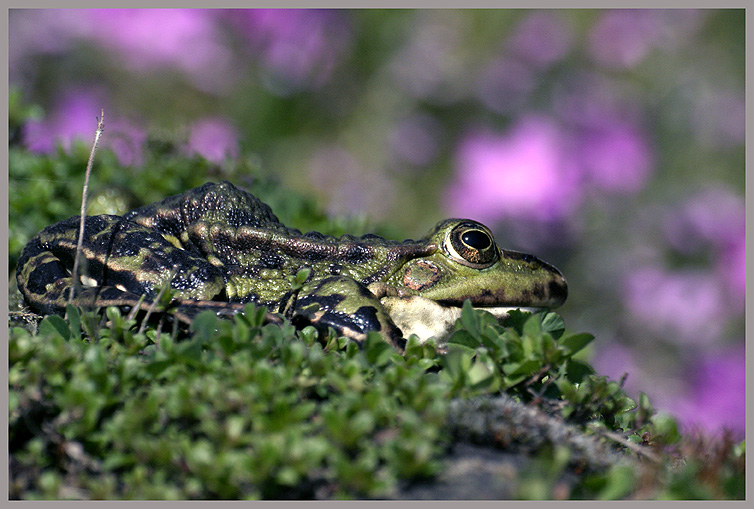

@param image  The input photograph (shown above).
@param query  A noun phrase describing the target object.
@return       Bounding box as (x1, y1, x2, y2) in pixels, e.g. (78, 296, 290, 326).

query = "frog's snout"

(546, 275, 568, 308)
(534, 257, 568, 308)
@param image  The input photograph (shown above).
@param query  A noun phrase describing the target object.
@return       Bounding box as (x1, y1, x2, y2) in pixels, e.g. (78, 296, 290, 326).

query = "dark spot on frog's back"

(110, 230, 154, 257)
(352, 305, 382, 332)
(296, 291, 346, 311)
(259, 251, 285, 269)
(313, 304, 384, 335)
(25, 260, 67, 296)
(344, 244, 374, 264)
(226, 264, 260, 279)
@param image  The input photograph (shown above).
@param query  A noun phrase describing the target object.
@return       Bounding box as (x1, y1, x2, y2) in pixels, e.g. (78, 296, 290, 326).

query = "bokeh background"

(9, 9, 745, 438)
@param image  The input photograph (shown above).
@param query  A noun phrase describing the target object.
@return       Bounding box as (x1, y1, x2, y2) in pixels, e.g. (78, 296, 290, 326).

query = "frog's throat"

(380, 295, 548, 347)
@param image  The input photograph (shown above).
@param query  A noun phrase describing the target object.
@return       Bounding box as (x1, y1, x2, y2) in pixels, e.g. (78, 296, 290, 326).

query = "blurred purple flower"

(106, 121, 148, 167)
(718, 233, 745, 306)
(575, 121, 653, 194)
(446, 108, 653, 226)
(9, 9, 90, 82)
(229, 9, 351, 93)
(446, 115, 582, 224)
(662, 188, 745, 311)
(22, 88, 146, 166)
(693, 90, 746, 148)
(588, 9, 705, 69)
(623, 267, 729, 346)
(475, 57, 536, 114)
(307, 145, 396, 219)
(597, 342, 745, 438)
(588, 10, 663, 68)
(23, 90, 103, 154)
(389, 114, 442, 167)
(664, 187, 745, 254)
(88, 9, 233, 92)
(9, 9, 88, 54)
(668, 345, 745, 437)
(186, 118, 240, 164)
(592, 343, 641, 394)
(389, 12, 465, 103)
(553, 71, 646, 131)
(551, 73, 655, 194)
(508, 11, 573, 68)
(10, 9, 234, 93)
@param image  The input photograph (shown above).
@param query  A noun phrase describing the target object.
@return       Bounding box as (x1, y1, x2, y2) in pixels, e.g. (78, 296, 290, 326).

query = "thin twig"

(138, 265, 179, 335)
(126, 295, 147, 323)
(600, 429, 663, 463)
(68, 110, 105, 309)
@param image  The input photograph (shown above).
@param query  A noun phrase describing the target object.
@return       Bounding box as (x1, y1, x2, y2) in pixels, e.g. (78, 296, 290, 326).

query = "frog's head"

(397, 218, 567, 312)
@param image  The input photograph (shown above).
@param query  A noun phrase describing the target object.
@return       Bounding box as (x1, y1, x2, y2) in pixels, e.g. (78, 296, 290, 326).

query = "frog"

(15, 181, 567, 352)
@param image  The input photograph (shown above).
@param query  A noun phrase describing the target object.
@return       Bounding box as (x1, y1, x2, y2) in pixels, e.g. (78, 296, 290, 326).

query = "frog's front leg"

(290, 276, 407, 352)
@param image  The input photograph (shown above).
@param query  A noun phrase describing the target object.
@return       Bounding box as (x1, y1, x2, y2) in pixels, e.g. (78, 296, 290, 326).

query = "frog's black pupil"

(462, 230, 491, 250)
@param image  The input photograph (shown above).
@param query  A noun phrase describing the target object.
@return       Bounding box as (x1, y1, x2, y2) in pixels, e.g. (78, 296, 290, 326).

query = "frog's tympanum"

(16, 181, 567, 352)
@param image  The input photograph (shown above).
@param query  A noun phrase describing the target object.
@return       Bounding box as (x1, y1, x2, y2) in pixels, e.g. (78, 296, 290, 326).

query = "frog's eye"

(446, 222, 499, 268)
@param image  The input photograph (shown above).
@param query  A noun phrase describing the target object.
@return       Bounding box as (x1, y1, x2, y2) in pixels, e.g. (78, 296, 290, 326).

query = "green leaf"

(38, 314, 71, 340)
(502, 309, 532, 333)
(65, 305, 82, 339)
(288, 268, 311, 290)
(598, 464, 637, 500)
(145, 359, 174, 377)
(101, 452, 136, 471)
(541, 312, 565, 339)
(175, 338, 204, 363)
(559, 332, 595, 356)
(466, 359, 495, 389)
(522, 313, 543, 338)
(650, 413, 681, 444)
(555, 378, 579, 401)
(446, 330, 480, 349)
(459, 300, 481, 337)
(364, 332, 393, 366)
(502, 358, 541, 377)
(237, 303, 267, 328)
(190, 310, 220, 341)
(637, 392, 655, 422)
(564, 359, 596, 383)
(83, 344, 107, 373)
(615, 397, 638, 415)
(442, 349, 473, 382)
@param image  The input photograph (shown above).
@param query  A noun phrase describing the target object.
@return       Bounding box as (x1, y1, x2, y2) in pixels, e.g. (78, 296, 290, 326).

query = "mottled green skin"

(16, 181, 568, 351)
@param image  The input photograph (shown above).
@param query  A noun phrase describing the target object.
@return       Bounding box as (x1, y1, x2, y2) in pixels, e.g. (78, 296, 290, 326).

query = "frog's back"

(122, 181, 429, 304)
(125, 181, 289, 234)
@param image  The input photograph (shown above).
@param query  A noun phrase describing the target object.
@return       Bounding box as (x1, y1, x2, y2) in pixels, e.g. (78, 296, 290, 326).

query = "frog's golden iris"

(16, 181, 567, 352)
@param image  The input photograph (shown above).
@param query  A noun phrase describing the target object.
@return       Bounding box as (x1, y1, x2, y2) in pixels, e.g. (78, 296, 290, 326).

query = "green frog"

(16, 181, 567, 352)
